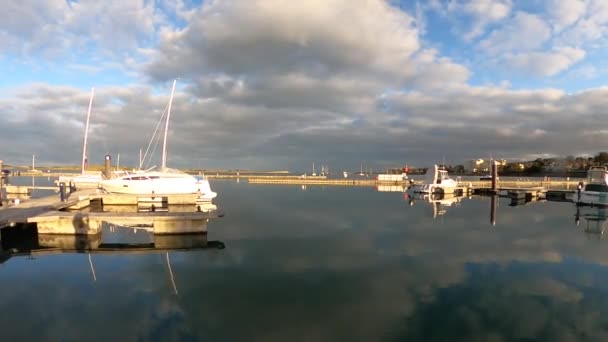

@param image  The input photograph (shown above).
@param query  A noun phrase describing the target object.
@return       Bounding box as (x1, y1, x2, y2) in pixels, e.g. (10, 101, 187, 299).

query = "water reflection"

(4, 181, 608, 340)
(575, 205, 608, 239)
(0, 224, 225, 263)
(406, 192, 465, 218)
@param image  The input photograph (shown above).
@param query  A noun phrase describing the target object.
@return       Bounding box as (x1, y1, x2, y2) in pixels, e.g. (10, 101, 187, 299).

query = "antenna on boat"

(82, 87, 94, 174)
(161, 79, 177, 169)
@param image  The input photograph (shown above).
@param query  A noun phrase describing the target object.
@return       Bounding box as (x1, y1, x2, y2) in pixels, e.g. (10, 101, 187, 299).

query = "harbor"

(0, 169, 582, 238)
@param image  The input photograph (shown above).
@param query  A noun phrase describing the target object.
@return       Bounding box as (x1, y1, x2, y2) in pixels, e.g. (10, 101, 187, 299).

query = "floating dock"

(248, 178, 380, 186)
(246, 177, 582, 190)
(0, 188, 220, 235)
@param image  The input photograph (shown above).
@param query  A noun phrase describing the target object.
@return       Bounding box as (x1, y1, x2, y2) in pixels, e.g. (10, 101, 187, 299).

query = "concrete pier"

(27, 211, 216, 235)
(1, 188, 220, 235)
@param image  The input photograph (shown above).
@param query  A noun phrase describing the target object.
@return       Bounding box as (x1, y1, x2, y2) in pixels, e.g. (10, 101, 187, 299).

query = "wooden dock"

(248, 178, 380, 186)
(246, 177, 581, 189)
(0, 189, 219, 234)
(28, 210, 218, 235)
(0, 190, 85, 229)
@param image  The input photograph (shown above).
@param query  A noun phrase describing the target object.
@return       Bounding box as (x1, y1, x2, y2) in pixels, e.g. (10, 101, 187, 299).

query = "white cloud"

(0, 0, 170, 70)
(479, 12, 552, 55)
(147, 0, 421, 82)
(504, 47, 586, 76)
(545, 0, 586, 32)
(2, 0, 608, 170)
(447, 0, 512, 40)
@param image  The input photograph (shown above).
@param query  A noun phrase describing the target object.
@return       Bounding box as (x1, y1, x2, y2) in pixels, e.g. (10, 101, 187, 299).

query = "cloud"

(0, 0, 169, 70)
(551, 0, 608, 47)
(479, 12, 552, 55)
(147, 0, 421, 83)
(444, 0, 512, 40)
(1, 0, 608, 170)
(504, 47, 586, 76)
(545, 0, 586, 32)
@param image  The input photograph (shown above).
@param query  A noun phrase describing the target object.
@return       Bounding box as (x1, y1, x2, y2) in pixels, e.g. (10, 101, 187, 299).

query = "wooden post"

(104, 155, 111, 179)
(59, 182, 66, 202)
(491, 160, 498, 193)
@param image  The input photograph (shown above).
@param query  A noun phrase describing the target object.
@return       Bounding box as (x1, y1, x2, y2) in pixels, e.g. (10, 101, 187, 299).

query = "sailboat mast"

(81, 88, 94, 174)
(162, 79, 177, 169)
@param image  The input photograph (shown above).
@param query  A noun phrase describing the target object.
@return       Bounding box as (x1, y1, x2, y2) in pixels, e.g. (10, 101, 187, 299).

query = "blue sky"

(1, 0, 608, 171)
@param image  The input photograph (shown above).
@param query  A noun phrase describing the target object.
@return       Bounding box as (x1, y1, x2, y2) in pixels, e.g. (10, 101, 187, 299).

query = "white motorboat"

(577, 166, 608, 206)
(100, 80, 216, 201)
(408, 165, 458, 194)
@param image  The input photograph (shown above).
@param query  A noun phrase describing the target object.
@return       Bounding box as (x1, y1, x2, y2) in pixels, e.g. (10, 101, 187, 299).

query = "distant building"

(545, 159, 568, 172)
(466, 159, 507, 172)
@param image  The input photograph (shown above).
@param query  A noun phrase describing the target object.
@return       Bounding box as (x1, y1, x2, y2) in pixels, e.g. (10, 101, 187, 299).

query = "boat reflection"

(0, 223, 225, 263)
(377, 184, 406, 192)
(575, 205, 608, 239)
(406, 192, 465, 218)
(0, 223, 225, 296)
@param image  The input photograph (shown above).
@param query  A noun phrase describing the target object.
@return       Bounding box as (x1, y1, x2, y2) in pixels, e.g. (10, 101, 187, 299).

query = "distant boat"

(359, 163, 365, 176)
(320, 165, 329, 177)
(479, 174, 497, 181)
(409, 165, 458, 194)
(343, 171, 348, 178)
(577, 166, 608, 206)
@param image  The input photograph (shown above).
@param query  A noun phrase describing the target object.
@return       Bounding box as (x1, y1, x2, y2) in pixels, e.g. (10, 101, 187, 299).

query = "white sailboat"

(100, 80, 217, 201)
(58, 88, 104, 188)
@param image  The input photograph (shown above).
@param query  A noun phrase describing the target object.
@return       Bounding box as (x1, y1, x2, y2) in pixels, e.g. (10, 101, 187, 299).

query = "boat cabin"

(585, 166, 608, 192)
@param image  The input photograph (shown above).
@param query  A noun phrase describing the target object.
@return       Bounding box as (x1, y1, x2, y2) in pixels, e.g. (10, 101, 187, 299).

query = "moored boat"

(408, 165, 458, 194)
(577, 166, 608, 206)
(99, 80, 216, 201)
(100, 167, 216, 200)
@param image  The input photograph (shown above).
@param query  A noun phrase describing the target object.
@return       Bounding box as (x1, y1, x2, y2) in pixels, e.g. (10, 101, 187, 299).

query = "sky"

(1, 0, 608, 172)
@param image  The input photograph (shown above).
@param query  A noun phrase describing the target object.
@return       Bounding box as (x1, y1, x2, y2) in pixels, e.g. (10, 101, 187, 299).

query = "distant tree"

(594, 152, 608, 165)
(502, 163, 523, 173)
(524, 164, 543, 174)
(449, 164, 465, 174)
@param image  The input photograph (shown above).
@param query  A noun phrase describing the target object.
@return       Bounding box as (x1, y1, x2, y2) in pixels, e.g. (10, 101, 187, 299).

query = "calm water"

(2, 178, 608, 341)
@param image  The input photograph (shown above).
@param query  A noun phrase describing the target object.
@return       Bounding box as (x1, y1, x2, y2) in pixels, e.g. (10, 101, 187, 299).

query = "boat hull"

(577, 191, 608, 206)
(100, 177, 216, 201)
(409, 184, 457, 195)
